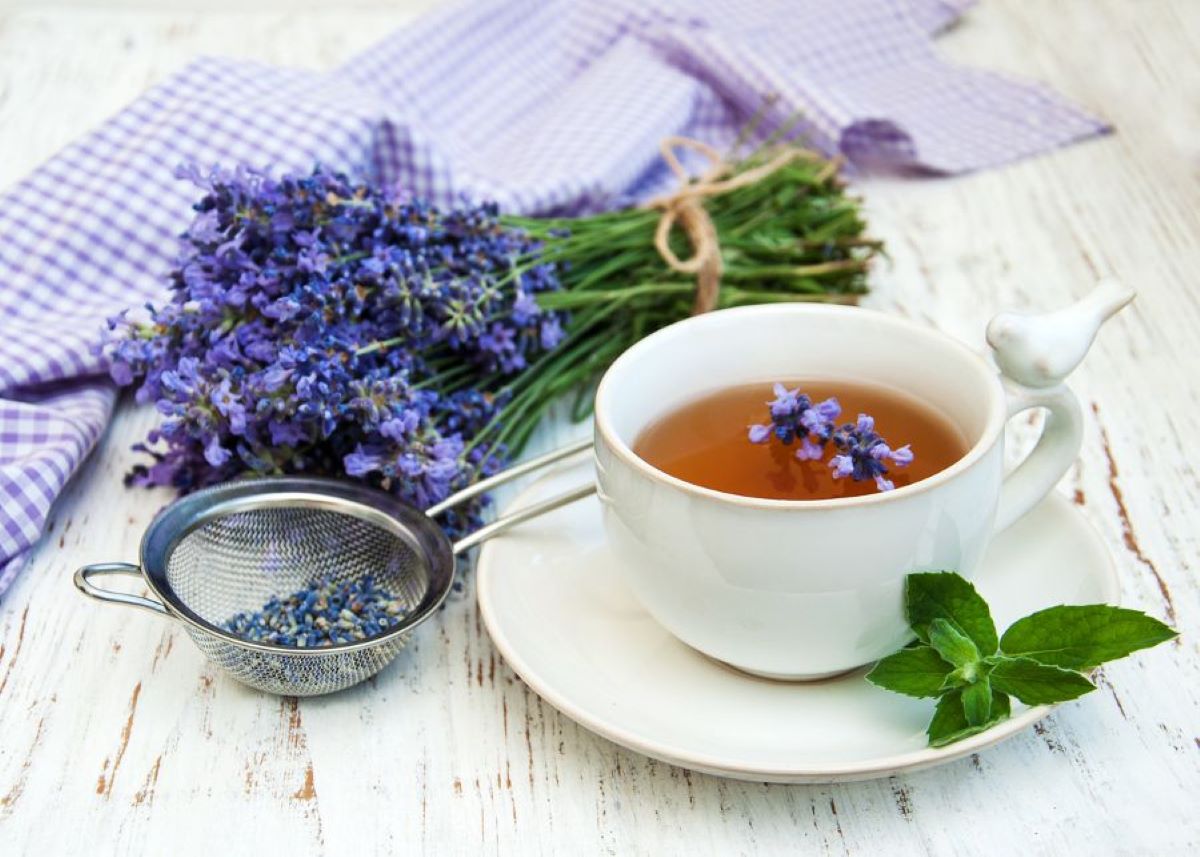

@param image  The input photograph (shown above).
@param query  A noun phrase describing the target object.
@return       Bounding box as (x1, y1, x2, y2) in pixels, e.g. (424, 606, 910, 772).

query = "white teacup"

(593, 284, 1132, 679)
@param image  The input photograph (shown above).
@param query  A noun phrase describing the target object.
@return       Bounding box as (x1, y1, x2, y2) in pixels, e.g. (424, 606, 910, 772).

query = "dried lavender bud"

(222, 576, 408, 647)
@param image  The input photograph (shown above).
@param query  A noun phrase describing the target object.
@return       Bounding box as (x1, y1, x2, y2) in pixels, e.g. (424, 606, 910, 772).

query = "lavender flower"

(748, 384, 840, 454)
(748, 384, 913, 492)
(102, 165, 568, 533)
(829, 414, 914, 492)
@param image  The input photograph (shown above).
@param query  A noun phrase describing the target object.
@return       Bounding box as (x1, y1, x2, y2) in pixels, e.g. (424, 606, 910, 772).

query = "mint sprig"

(866, 572, 1177, 747)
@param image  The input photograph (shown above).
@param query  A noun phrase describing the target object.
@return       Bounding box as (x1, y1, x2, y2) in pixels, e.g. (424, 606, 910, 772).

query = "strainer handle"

(74, 562, 169, 616)
(452, 482, 596, 554)
(426, 436, 591, 517)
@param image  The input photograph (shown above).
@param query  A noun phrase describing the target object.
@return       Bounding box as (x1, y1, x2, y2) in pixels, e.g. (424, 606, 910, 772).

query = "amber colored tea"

(633, 379, 969, 500)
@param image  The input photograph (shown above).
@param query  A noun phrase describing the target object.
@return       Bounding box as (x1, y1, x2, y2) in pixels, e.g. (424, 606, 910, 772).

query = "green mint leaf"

(961, 677, 993, 726)
(1000, 605, 1177, 670)
(989, 655, 1096, 705)
(866, 645, 954, 698)
(906, 572, 999, 655)
(943, 658, 992, 690)
(939, 669, 966, 693)
(927, 617, 981, 668)
(927, 689, 969, 742)
(993, 690, 1011, 721)
(927, 689, 1011, 748)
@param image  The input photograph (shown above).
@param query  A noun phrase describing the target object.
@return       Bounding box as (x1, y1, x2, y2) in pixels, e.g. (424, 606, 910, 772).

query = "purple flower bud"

(204, 436, 232, 467)
(187, 209, 224, 245)
(874, 475, 895, 492)
(512, 292, 540, 325)
(109, 360, 134, 387)
(244, 339, 277, 363)
(259, 367, 292, 393)
(268, 419, 307, 447)
(748, 424, 772, 444)
(889, 444, 914, 467)
(800, 406, 835, 440)
(830, 454, 855, 479)
(768, 384, 805, 420)
(540, 316, 564, 350)
(431, 435, 465, 461)
(344, 448, 383, 477)
(814, 397, 841, 422)
(396, 452, 424, 478)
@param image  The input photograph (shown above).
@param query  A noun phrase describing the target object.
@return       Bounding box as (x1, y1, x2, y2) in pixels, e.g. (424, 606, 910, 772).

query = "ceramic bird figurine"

(986, 279, 1136, 388)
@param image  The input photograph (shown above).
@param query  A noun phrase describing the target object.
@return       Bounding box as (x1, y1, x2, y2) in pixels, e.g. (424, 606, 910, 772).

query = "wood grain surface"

(0, 1, 1195, 853)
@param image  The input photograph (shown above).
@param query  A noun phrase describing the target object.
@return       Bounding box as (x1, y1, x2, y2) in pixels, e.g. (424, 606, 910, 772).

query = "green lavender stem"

(480, 149, 876, 456)
(368, 145, 878, 463)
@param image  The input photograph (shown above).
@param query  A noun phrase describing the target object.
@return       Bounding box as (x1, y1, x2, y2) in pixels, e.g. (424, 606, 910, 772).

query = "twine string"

(645, 135, 836, 314)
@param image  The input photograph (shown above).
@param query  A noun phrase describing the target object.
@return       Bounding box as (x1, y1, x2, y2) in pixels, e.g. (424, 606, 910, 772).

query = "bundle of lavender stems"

(105, 141, 879, 534)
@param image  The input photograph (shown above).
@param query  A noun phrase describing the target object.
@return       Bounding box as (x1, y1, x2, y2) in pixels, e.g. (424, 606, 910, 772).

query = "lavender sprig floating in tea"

(748, 384, 913, 491)
(829, 413, 914, 492)
(748, 383, 840, 460)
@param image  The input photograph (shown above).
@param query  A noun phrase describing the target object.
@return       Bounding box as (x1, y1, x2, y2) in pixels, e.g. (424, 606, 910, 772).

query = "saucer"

(476, 459, 1121, 783)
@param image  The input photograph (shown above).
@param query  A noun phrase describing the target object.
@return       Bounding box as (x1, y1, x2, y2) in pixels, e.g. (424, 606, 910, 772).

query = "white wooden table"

(0, 1, 1196, 853)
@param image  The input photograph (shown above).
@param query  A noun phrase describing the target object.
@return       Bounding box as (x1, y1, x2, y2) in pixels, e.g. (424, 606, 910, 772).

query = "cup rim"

(594, 303, 1006, 510)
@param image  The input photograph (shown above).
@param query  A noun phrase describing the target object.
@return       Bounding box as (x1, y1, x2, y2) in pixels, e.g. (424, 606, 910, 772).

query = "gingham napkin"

(0, 0, 1106, 595)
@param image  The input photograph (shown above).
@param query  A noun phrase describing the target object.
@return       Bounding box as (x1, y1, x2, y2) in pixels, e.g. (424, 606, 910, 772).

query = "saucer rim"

(477, 489, 1121, 783)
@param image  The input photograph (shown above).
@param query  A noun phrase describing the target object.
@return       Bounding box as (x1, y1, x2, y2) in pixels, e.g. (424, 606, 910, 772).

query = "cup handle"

(993, 379, 1083, 532)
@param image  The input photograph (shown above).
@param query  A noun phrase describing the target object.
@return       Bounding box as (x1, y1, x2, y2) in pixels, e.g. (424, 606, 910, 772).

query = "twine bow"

(645, 136, 837, 314)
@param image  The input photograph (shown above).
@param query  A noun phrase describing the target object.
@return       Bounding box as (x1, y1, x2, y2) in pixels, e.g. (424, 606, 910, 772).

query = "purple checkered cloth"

(0, 0, 1105, 595)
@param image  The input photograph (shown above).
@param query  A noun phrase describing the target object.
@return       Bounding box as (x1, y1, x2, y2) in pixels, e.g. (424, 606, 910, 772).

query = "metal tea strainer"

(74, 439, 594, 696)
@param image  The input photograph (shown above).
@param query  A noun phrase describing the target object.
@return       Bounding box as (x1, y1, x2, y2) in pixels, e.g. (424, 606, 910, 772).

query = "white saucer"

(476, 459, 1120, 783)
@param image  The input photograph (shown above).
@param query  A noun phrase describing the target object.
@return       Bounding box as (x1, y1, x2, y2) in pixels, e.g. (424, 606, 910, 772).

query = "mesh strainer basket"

(75, 440, 593, 696)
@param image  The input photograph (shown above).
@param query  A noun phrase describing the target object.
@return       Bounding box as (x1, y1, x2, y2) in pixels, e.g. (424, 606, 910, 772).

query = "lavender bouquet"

(106, 150, 877, 530)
